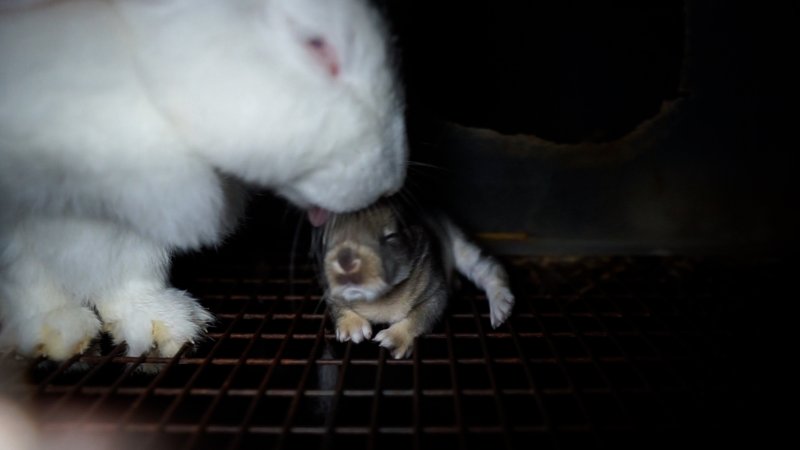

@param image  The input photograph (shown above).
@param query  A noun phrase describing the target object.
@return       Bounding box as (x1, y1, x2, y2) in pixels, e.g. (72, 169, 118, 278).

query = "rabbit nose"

(336, 248, 361, 274)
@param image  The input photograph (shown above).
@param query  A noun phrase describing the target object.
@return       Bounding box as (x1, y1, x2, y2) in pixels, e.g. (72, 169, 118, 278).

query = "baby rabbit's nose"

(336, 248, 361, 274)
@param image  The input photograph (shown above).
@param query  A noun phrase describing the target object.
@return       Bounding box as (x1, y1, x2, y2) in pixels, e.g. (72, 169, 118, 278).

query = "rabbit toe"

(488, 286, 515, 329)
(0, 305, 101, 360)
(335, 310, 372, 344)
(373, 320, 415, 359)
(98, 287, 213, 358)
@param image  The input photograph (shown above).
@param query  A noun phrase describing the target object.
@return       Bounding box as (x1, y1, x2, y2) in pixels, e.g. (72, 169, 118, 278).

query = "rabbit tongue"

(308, 207, 331, 227)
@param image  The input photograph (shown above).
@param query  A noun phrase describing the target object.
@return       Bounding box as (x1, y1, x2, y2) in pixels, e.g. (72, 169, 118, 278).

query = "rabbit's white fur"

(0, 0, 407, 359)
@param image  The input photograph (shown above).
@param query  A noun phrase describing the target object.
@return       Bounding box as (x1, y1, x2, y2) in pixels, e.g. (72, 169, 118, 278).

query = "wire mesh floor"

(12, 255, 767, 449)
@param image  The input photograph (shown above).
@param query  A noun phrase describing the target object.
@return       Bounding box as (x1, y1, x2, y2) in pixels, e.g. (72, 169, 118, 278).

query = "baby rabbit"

(316, 200, 515, 359)
(0, 0, 407, 360)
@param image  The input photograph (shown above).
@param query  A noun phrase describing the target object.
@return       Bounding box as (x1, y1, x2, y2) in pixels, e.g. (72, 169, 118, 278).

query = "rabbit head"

(114, 0, 408, 217)
(318, 201, 424, 302)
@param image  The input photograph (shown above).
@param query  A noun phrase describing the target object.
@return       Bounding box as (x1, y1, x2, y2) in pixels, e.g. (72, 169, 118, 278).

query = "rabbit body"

(0, 0, 407, 359)
(317, 201, 514, 359)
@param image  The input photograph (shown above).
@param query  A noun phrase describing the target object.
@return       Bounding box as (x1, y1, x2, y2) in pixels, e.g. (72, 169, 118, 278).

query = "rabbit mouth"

(307, 206, 331, 227)
(334, 283, 388, 302)
(341, 287, 374, 302)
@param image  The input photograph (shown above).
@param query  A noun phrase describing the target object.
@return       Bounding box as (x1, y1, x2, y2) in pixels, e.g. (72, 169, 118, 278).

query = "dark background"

(392, 0, 685, 142)
(214, 0, 795, 258)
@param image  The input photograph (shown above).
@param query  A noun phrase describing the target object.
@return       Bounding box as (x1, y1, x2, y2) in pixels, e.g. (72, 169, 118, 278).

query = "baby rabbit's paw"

(335, 310, 372, 344)
(374, 320, 415, 359)
(97, 287, 213, 358)
(0, 305, 101, 360)
(488, 285, 515, 329)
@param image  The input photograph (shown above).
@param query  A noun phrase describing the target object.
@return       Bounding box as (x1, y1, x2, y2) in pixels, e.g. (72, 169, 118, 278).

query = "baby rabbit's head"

(319, 202, 421, 302)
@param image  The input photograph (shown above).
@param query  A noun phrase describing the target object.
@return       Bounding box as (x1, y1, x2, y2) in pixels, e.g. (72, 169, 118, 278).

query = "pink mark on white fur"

(306, 37, 340, 77)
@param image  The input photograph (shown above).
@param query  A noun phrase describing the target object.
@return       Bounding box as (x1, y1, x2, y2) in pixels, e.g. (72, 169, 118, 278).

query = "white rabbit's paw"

(335, 310, 372, 344)
(98, 288, 214, 358)
(0, 305, 102, 360)
(487, 285, 515, 329)
(150, 301, 214, 357)
(39, 306, 102, 359)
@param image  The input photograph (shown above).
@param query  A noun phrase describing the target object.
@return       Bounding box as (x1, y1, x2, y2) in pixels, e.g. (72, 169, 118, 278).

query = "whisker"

(406, 160, 444, 171)
(396, 186, 424, 219)
(313, 292, 328, 315)
(288, 209, 306, 301)
(385, 197, 407, 232)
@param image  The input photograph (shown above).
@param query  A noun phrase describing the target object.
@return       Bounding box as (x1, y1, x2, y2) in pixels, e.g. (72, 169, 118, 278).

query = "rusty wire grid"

(13, 255, 767, 450)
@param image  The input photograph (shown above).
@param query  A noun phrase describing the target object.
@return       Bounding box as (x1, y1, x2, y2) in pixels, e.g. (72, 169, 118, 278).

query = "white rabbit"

(0, 0, 407, 359)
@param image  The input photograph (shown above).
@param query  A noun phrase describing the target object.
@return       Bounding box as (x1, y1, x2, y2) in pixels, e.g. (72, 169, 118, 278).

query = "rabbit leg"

(446, 222, 515, 328)
(329, 304, 373, 344)
(373, 318, 416, 359)
(95, 281, 213, 358)
(83, 225, 214, 358)
(373, 289, 447, 359)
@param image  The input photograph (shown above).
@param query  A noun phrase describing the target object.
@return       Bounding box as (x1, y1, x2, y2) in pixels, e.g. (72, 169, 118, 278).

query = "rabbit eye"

(380, 232, 400, 244)
(305, 36, 339, 77)
(307, 37, 325, 49)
